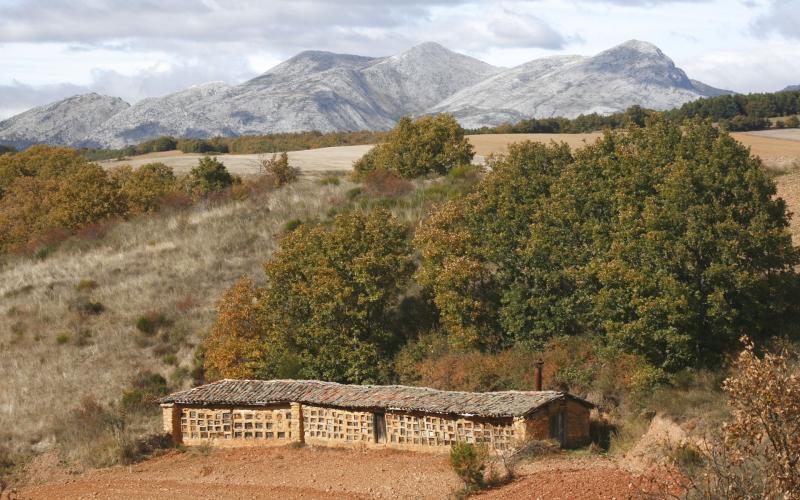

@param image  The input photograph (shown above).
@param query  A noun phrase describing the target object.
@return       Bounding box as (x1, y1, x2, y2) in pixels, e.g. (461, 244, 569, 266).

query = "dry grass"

(0, 173, 442, 458)
(0, 179, 358, 454)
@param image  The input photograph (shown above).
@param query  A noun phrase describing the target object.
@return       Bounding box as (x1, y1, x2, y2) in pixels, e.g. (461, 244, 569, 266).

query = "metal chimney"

(534, 359, 544, 391)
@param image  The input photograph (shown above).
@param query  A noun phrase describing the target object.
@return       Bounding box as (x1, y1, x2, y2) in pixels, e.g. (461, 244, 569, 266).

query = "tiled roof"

(159, 379, 593, 418)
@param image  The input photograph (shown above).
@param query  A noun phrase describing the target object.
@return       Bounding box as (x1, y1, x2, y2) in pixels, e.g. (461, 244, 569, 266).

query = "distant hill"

(0, 40, 731, 148)
(782, 84, 800, 92)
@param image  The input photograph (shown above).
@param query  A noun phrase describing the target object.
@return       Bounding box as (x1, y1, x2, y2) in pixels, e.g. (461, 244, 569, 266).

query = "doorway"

(374, 412, 387, 443)
(548, 411, 565, 446)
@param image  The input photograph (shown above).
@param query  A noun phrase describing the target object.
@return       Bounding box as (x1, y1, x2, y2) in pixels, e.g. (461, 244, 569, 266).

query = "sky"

(0, 0, 799, 119)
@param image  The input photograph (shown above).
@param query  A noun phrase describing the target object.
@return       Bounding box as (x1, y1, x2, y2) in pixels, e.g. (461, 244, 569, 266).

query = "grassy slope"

(0, 179, 355, 451)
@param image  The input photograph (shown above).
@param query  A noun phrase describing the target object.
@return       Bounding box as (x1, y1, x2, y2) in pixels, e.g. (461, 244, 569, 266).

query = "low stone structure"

(159, 379, 593, 452)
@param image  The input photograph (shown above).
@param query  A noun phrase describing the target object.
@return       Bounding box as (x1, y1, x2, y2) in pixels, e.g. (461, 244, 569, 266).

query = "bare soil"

(12, 447, 650, 500)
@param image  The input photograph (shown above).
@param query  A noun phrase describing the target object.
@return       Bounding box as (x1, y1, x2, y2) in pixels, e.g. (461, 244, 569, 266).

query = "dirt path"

(13, 447, 655, 500)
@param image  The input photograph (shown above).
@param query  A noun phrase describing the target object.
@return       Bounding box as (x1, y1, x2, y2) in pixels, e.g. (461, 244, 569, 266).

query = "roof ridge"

(200, 378, 562, 396)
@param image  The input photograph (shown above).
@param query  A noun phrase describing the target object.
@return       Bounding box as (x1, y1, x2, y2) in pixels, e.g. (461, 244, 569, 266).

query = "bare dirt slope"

(15, 447, 645, 500)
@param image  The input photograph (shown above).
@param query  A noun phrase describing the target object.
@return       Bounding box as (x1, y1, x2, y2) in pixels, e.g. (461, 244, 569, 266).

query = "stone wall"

(564, 399, 590, 447)
(178, 404, 296, 447)
(521, 399, 591, 448)
(385, 412, 516, 451)
(163, 399, 591, 451)
(302, 405, 375, 445)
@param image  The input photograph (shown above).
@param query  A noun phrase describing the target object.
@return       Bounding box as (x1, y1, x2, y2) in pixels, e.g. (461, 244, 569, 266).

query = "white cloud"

(751, 0, 800, 40)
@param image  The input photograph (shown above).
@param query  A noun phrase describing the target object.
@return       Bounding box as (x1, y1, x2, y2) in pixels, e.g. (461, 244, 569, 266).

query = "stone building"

(159, 379, 593, 452)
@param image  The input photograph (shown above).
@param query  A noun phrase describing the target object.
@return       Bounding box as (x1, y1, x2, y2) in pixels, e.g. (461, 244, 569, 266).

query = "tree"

(258, 209, 414, 383)
(0, 176, 60, 252)
(203, 278, 268, 381)
(0, 145, 88, 199)
(414, 141, 573, 350)
(417, 119, 800, 371)
(188, 156, 234, 197)
(111, 162, 177, 214)
(47, 163, 126, 231)
(204, 210, 414, 383)
(353, 114, 474, 179)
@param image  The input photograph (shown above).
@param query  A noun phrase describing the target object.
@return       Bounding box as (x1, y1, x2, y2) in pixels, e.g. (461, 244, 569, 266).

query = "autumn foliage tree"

(353, 114, 474, 179)
(203, 278, 267, 380)
(204, 209, 414, 383)
(0, 146, 184, 253)
(110, 162, 177, 214)
(720, 338, 800, 497)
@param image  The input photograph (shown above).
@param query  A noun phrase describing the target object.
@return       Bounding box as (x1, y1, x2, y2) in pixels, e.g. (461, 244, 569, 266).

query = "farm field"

(100, 131, 800, 176)
(100, 144, 375, 175)
(16, 447, 643, 499)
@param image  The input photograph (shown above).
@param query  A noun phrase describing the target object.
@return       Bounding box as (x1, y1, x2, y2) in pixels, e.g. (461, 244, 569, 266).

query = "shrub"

(69, 297, 105, 316)
(135, 311, 172, 336)
(363, 170, 413, 198)
(120, 371, 169, 414)
(75, 279, 98, 292)
(55, 333, 70, 345)
(786, 115, 800, 128)
(345, 187, 363, 200)
(449, 442, 487, 493)
(283, 218, 304, 233)
(318, 175, 341, 186)
(112, 162, 177, 214)
(54, 396, 171, 468)
(188, 156, 234, 197)
(259, 152, 298, 187)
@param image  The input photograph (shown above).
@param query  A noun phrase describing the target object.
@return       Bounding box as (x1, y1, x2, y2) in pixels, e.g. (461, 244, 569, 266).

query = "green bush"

(69, 297, 105, 316)
(135, 311, 172, 336)
(449, 442, 487, 493)
(283, 218, 304, 233)
(188, 156, 234, 197)
(120, 371, 169, 414)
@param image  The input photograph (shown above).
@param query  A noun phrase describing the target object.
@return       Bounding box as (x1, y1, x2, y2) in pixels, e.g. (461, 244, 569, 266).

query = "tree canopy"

(416, 118, 800, 371)
(204, 209, 415, 383)
(353, 114, 474, 179)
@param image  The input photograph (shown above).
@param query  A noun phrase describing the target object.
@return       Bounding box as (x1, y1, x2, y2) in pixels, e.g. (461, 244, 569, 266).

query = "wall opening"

(374, 412, 387, 443)
(548, 411, 565, 445)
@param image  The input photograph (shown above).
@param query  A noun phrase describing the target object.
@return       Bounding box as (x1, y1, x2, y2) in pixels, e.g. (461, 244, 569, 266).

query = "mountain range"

(0, 40, 731, 149)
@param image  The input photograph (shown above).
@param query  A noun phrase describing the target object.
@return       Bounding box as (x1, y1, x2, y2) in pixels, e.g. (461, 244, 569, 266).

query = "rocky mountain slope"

(0, 40, 730, 148)
(0, 93, 129, 148)
(431, 40, 730, 128)
(90, 42, 500, 148)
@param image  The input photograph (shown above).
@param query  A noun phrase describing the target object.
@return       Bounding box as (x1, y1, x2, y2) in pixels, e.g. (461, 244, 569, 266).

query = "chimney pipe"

(534, 360, 544, 391)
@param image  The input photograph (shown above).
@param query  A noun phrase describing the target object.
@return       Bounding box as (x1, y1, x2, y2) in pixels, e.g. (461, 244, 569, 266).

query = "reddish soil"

(11, 446, 658, 500)
(479, 455, 648, 500)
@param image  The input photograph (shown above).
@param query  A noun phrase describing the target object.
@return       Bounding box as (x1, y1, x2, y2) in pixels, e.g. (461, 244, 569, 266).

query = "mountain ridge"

(0, 40, 730, 148)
